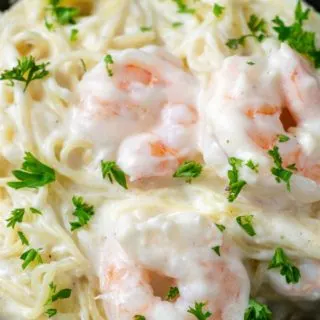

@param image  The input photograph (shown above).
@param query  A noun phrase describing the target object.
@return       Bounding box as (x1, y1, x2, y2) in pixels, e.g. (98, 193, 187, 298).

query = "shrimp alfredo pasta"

(2, 0, 320, 319)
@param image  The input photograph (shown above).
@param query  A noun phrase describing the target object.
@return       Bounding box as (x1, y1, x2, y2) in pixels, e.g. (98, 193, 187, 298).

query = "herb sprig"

(173, 160, 203, 183)
(20, 248, 43, 270)
(172, 0, 195, 14)
(268, 248, 301, 284)
(244, 299, 272, 320)
(273, 0, 320, 68)
(227, 157, 247, 202)
(236, 215, 256, 237)
(187, 302, 212, 320)
(226, 15, 267, 49)
(0, 56, 49, 91)
(70, 196, 95, 231)
(8, 152, 56, 190)
(101, 161, 128, 189)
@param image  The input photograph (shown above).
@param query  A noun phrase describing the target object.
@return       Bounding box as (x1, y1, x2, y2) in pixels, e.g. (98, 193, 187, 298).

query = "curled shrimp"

(99, 213, 250, 319)
(69, 46, 199, 179)
(268, 259, 320, 300)
(201, 44, 320, 203)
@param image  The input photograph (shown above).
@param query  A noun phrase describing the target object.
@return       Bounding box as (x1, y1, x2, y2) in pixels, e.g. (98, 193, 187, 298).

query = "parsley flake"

(140, 26, 152, 32)
(268, 146, 295, 191)
(172, 22, 183, 28)
(104, 54, 114, 77)
(278, 134, 290, 143)
(70, 28, 79, 42)
(0, 56, 49, 91)
(8, 152, 56, 190)
(187, 302, 212, 320)
(272, 0, 320, 68)
(215, 223, 226, 232)
(236, 215, 256, 237)
(6, 209, 25, 229)
(133, 316, 146, 320)
(80, 58, 87, 72)
(172, 0, 195, 14)
(101, 161, 128, 189)
(46, 0, 80, 29)
(173, 160, 203, 183)
(268, 248, 301, 284)
(244, 299, 272, 320)
(226, 14, 267, 50)
(30, 207, 43, 215)
(45, 309, 57, 318)
(70, 196, 95, 231)
(212, 245, 221, 256)
(213, 3, 225, 18)
(166, 286, 180, 301)
(227, 157, 247, 202)
(20, 248, 43, 270)
(18, 231, 29, 246)
(247, 61, 255, 65)
(45, 282, 72, 305)
(246, 160, 259, 173)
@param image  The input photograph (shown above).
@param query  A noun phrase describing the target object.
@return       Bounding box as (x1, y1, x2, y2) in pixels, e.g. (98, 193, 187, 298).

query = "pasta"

(0, 0, 320, 319)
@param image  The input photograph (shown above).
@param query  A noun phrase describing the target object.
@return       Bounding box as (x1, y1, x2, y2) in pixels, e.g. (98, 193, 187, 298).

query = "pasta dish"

(0, 0, 320, 319)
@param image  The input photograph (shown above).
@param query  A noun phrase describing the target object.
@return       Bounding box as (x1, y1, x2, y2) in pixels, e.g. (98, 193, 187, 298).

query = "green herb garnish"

(226, 14, 267, 49)
(187, 302, 212, 320)
(172, 0, 195, 14)
(20, 248, 43, 270)
(227, 157, 247, 202)
(70, 196, 95, 231)
(215, 223, 226, 232)
(246, 160, 259, 173)
(104, 54, 114, 77)
(140, 26, 152, 32)
(101, 161, 128, 189)
(212, 245, 221, 256)
(0, 56, 49, 91)
(268, 248, 301, 284)
(18, 231, 29, 245)
(70, 28, 79, 41)
(165, 286, 180, 301)
(8, 152, 56, 190)
(6, 209, 25, 228)
(236, 215, 256, 237)
(173, 160, 203, 183)
(244, 299, 272, 320)
(213, 3, 225, 18)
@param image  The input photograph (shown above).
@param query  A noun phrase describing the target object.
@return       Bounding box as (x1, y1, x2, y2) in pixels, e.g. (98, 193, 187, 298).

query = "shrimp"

(69, 46, 199, 179)
(200, 43, 320, 203)
(99, 213, 250, 320)
(268, 259, 320, 300)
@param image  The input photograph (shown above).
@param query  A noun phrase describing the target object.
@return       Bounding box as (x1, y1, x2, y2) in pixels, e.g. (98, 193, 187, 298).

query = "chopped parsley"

(172, 0, 195, 14)
(172, 22, 183, 28)
(20, 248, 43, 270)
(45, 282, 72, 318)
(268, 248, 301, 284)
(215, 223, 226, 232)
(278, 134, 290, 143)
(187, 302, 212, 320)
(272, 0, 320, 68)
(45, 309, 57, 318)
(213, 3, 225, 18)
(18, 231, 29, 246)
(226, 14, 267, 50)
(140, 26, 152, 32)
(268, 146, 295, 191)
(133, 316, 146, 320)
(8, 152, 56, 190)
(165, 286, 180, 301)
(227, 157, 247, 202)
(70, 196, 95, 231)
(244, 299, 272, 320)
(70, 28, 79, 42)
(173, 160, 203, 183)
(46, 0, 80, 29)
(0, 56, 50, 91)
(30, 207, 43, 215)
(101, 161, 128, 189)
(45, 282, 72, 305)
(246, 160, 259, 173)
(236, 215, 256, 237)
(80, 58, 87, 72)
(247, 61, 255, 65)
(104, 54, 114, 77)
(6, 209, 25, 229)
(212, 245, 221, 256)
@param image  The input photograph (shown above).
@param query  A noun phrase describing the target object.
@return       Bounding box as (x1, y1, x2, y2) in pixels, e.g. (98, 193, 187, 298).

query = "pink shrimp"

(201, 44, 320, 203)
(69, 46, 199, 179)
(99, 213, 250, 319)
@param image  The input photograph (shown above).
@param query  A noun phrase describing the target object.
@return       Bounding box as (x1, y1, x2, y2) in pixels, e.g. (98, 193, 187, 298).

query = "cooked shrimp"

(201, 44, 320, 203)
(268, 259, 320, 300)
(99, 213, 250, 319)
(69, 46, 199, 179)
(117, 103, 198, 180)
